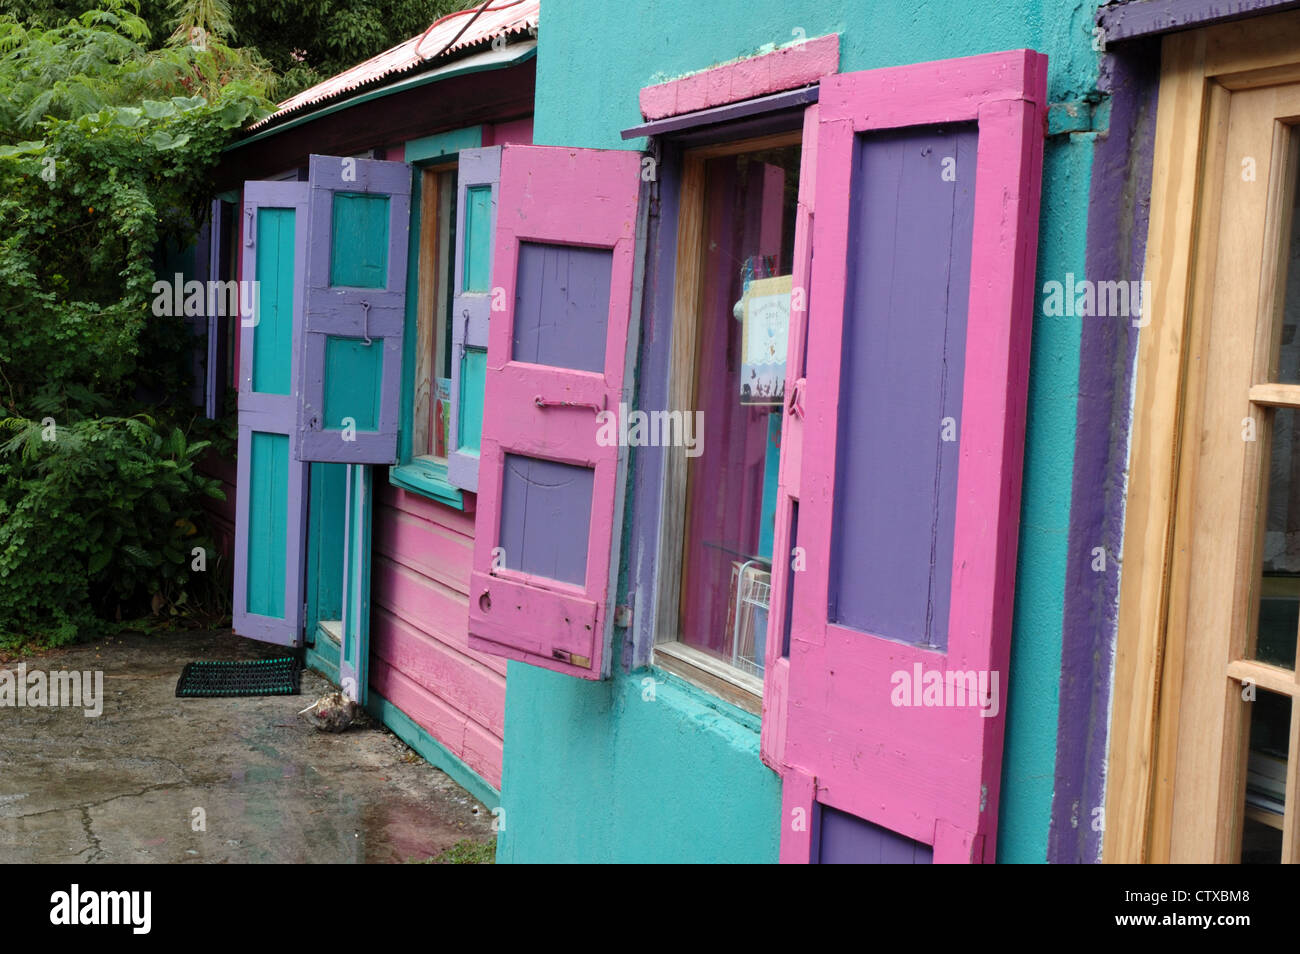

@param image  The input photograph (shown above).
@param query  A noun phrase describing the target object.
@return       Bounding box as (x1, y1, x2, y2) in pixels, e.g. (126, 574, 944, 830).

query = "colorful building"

(202, 0, 1300, 863)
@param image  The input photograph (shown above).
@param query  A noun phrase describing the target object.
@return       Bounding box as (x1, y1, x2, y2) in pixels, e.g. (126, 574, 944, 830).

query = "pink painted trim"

(639, 34, 839, 121)
(778, 767, 816, 864)
(781, 48, 1047, 864)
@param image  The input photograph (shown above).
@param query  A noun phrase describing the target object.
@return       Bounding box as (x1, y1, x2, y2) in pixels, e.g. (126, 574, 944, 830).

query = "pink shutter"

(467, 145, 642, 679)
(760, 102, 819, 769)
(778, 50, 1046, 863)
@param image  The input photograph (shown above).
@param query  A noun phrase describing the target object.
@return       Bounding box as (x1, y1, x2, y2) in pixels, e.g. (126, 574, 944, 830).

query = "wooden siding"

(370, 478, 505, 788)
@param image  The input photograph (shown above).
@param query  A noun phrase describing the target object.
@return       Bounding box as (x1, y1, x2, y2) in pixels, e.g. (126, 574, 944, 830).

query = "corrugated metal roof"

(249, 0, 539, 130)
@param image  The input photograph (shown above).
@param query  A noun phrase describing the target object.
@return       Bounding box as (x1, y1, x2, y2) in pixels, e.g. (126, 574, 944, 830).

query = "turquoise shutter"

(233, 180, 310, 646)
(447, 146, 500, 492)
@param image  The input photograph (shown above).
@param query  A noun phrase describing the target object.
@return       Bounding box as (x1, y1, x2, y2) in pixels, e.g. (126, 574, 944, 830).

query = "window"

(652, 132, 802, 711)
(411, 164, 458, 461)
(1108, 11, 1300, 863)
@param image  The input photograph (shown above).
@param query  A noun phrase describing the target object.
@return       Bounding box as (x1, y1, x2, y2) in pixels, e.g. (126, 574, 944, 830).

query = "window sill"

(389, 457, 472, 511)
(653, 641, 762, 715)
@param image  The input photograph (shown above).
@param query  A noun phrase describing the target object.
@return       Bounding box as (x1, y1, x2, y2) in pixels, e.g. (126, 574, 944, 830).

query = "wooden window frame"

(1105, 10, 1300, 863)
(411, 162, 457, 463)
(651, 128, 805, 714)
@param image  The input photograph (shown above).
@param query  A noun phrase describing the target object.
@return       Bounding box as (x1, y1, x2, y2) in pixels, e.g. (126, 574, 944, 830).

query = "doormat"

(175, 658, 302, 698)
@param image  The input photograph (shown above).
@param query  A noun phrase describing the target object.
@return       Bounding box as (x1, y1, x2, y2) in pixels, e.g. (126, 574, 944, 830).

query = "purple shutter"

(232, 180, 310, 647)
(447, 145, 501, 492)
(297, 154, 412, 464)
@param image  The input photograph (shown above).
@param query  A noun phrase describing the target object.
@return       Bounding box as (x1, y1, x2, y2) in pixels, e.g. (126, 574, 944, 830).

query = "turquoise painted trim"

(246, 432, 289, 618)
(306, 623, 341, 684)
(366, 691, 500, 809)
(405, 125, 484, 165)
(389, 458, 464, 508)
(457, 348, 486, 454)
(305, 461, 347, 637)
(997, 137, 1089, 864)
(252, 207, 295, 395)
(226, 46, 536, 153)
(391, 126, 485, 511)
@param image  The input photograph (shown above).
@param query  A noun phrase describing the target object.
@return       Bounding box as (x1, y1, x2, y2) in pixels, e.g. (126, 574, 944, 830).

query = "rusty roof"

(248, 0, 539, 131)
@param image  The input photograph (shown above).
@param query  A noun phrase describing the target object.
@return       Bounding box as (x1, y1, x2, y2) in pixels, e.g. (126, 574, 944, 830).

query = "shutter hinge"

(613, 604, 633, 629)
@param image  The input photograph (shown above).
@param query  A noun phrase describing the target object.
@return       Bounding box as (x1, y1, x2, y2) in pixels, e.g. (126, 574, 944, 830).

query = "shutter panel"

(297, 154, 412, 464)
(467, 145, 642, 679)
(233, 181, 310, 646)
(447, 146, 500, 493)
(760, 103, 819, 769)
(779, 50, 1046, 863)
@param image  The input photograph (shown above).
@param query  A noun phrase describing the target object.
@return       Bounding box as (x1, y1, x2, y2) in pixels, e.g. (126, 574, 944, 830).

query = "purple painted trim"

(620, 86, 819, 141)
(623, 144, 680, 670)
(233, 180, 311, 648)
(449, 145, 502, 492)
(1097, 0, 1300, 41)
(1047, 48, 1159, 864)
(205, 198, 223, 419)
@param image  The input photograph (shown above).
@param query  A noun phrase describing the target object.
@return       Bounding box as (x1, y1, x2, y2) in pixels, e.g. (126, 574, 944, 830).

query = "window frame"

(649, 127, 805, 714)
(389, 128, 486, 509)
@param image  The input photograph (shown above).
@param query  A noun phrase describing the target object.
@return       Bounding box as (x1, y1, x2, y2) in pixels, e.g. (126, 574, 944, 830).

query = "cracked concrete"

(0, 629, 495, 863)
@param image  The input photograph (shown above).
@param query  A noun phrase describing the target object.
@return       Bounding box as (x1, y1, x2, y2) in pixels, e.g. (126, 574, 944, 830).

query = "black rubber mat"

(175, 657, 301, 698)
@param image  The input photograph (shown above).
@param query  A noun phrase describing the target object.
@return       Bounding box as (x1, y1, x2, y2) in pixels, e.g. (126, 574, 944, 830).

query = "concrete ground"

(0, 629, 496, 863)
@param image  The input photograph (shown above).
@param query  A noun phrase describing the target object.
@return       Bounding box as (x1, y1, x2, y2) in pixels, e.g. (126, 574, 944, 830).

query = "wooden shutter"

(778, 50, 1046, 863)
(232, 181, 311, 646)
(297, 155, 412, 464)
(467, 145, 642, 679)
(447, 146, 500, 492)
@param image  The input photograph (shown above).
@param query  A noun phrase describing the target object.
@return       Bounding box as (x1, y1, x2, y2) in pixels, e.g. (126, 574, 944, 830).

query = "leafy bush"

(0, 415, 225, 646)
(0, 1, 266, 646)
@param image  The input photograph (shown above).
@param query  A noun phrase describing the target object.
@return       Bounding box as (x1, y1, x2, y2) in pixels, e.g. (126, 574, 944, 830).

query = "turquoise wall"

(500, 0, 1104, 863)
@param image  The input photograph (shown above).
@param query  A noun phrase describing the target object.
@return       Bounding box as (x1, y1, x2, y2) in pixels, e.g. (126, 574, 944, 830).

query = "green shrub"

(0, 414, 226, 646)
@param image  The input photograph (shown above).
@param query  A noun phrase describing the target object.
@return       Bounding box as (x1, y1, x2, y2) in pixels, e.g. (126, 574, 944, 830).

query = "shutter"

(779, 50, 1046, 863)
(232, 181, 311, 646)
(760, 103, 819, 769)
(447, 146, 500, 492)
(297, 154, 412, 464)
(467, 145, 642, 679)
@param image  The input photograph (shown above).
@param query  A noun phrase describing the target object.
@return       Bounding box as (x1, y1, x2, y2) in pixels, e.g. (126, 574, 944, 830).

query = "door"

(232, 180, 311, 646)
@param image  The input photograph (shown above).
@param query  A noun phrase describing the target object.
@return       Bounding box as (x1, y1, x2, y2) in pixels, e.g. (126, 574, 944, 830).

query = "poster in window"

(740, 274, 790, 406)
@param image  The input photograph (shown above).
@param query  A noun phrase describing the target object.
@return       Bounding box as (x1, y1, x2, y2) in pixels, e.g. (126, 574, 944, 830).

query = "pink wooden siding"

(370, 480, 505, 788)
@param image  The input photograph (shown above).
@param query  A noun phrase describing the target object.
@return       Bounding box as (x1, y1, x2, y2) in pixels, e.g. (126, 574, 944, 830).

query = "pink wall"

(370, 482, 505, 788)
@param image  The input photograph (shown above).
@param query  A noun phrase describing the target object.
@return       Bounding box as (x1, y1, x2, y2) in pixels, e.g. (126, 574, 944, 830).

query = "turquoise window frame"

(390, 125, 485, 508)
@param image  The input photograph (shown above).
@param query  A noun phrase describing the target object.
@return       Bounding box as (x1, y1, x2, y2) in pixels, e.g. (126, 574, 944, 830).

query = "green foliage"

(0, 2, 262, 645)
(0, 414, 225, 646)
(0, 0, 271, 410)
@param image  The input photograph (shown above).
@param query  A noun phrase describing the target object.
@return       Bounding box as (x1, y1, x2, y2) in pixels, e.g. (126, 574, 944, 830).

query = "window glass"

(675, 144, 800, 678)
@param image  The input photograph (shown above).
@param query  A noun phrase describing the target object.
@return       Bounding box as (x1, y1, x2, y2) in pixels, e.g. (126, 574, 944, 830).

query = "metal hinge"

(613, 604, 633, 629)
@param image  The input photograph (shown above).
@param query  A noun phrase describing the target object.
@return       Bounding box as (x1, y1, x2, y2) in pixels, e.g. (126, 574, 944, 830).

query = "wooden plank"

(653, 156, 705, 648)
(373, 504, 474, 593)
(1249, 382, 1300, 406)
(371, 607, 505, 735)
(1226, 658, 1300, 695)
(1104, 29, 1211, 863)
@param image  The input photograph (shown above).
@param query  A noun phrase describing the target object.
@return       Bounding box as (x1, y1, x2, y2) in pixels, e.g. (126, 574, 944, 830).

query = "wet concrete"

(0, 629, 495, 863)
